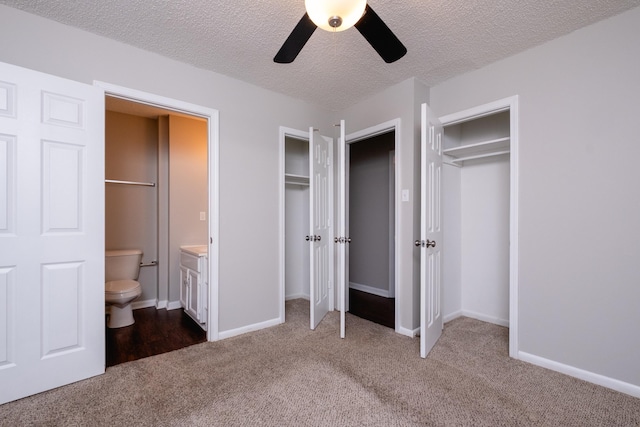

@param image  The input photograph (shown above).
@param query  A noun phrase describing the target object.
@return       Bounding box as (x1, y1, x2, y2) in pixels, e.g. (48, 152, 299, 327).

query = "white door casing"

(309, 128, 333, 329)
(0, 61, 105, 404)
(96, 81, 220, 342)
(420, 103, 443, 358)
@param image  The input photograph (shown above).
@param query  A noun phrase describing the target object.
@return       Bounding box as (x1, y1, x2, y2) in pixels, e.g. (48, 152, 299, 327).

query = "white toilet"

(105, 249, 143, 328)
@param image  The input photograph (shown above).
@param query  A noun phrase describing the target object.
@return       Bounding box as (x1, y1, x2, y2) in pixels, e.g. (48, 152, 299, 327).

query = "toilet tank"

(105, 249, 143, 282)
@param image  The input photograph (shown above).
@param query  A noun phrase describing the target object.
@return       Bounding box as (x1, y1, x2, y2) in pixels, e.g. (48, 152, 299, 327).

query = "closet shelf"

(285, 173, 309, 186)
(443, 137, 510, 163)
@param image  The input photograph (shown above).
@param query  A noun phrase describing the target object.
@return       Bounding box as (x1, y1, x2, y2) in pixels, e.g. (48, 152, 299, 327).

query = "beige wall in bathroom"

(167, 115, 209, 304)
(105, 111, 159, 301)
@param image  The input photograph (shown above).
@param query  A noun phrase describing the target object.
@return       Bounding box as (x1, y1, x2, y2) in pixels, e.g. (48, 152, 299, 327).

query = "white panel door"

(309, 128, 333, 329)
(420, 103, 443, 358)
(0, 61, 105, 404)
(337, 120, 347, 338)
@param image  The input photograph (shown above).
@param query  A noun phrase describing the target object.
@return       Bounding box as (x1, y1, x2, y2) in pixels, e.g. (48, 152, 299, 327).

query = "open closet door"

(420, 103, 444, 358)
(336, 120, 347, 338)
(0, 61, 105, 404)
(309, 127, 334, 329)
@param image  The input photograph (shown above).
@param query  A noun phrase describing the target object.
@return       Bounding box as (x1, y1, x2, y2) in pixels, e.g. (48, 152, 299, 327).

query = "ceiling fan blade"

(354, 5, 407, 63)
(274, 13, 317, 63)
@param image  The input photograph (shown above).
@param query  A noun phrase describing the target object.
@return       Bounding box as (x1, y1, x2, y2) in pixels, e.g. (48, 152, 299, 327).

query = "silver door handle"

(415, 239, 437, 248)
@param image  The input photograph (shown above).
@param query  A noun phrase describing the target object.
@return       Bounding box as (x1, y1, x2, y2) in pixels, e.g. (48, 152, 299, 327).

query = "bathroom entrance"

(101, 83, 219, 364)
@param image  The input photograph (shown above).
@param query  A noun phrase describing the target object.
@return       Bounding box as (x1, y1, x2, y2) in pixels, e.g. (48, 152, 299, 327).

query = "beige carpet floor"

(1, 299, 639, 426)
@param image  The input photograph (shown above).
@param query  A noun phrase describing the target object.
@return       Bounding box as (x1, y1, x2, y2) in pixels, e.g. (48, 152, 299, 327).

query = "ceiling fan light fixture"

(305, 0, 367, 32)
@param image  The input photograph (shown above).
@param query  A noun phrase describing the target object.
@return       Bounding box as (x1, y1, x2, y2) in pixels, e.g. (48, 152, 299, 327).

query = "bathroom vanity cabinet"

(179, 245, 208, 330)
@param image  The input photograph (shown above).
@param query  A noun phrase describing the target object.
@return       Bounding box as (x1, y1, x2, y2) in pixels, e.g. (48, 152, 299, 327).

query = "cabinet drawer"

(180, 252, 199, 271)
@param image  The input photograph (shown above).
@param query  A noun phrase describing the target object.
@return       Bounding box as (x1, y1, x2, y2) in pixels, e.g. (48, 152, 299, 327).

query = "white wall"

(442, 164, 462, 319)
(0, 5, 333, 334)
(431, 6, 640, 388)
(461, 155, 510, 325)
(285, 185, 310, 300)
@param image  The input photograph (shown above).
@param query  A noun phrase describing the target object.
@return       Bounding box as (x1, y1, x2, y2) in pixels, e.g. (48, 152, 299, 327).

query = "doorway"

(279, 126, 334, 329)
(342, 119, 401, 333)
(347, 132, 396, 329)
(97, 81, 220, 354)
(438, 96, 519, 358)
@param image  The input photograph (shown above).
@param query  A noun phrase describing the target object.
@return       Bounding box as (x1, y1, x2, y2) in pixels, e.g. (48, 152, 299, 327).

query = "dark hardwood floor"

(349, 288, 395, 329)
(106, 307, 207, 367)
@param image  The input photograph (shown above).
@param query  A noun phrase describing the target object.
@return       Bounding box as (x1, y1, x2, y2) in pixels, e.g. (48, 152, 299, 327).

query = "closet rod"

(450, 149, 510, 164)
(105, 179, 156, 187)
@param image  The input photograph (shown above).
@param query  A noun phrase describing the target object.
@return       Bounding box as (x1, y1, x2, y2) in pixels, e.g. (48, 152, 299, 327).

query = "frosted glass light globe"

(305, 0, 367, 32)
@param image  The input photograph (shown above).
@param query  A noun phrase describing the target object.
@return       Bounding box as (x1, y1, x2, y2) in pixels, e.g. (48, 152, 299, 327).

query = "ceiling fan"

(274, 0, 407, 64)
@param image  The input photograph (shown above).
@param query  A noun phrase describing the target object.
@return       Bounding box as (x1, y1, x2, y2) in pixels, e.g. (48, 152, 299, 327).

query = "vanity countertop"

(180, 245, 208, 257)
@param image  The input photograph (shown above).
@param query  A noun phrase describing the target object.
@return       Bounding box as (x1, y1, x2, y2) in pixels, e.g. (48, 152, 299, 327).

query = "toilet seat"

(105, 279, 141, 299)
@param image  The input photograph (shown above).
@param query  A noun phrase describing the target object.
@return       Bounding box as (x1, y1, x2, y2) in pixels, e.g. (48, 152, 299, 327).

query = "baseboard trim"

(156, 299, 168, 309)
(397, 325, 419, 337)
(518, 351, 640, 398)
(285, 293, 310, 301)
(131, 299, 157, 310)
(461, 309, 509, 327)
(166, 301, 182, 310)
(349, 282, 390, 298)
(443, 310, 463, 323)
(218, 317, 282, 340)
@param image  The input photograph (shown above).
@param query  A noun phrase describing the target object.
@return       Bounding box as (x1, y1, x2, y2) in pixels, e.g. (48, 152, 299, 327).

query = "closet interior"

(442, 110, 511, 328)
(284, 135, 311, 301)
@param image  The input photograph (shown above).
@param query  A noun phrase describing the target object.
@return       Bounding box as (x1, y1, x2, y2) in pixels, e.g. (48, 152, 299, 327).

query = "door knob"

(415, 240, 421, 247)
(426, 240, 436, 248)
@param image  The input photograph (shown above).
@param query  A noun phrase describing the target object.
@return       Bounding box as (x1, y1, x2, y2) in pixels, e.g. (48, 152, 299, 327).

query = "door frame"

(438, 95, 519, 358)
(94, 81, 220, 342)
(344, 119, 402, 333)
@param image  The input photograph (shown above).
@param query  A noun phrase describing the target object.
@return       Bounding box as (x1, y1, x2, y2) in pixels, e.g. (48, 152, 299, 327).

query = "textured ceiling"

(2, 0, 640, 110)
